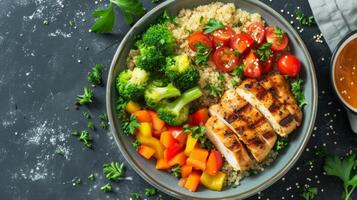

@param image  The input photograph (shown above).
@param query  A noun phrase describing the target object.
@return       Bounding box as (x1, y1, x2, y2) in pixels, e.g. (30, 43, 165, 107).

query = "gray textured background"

(0, 0, 356, 199)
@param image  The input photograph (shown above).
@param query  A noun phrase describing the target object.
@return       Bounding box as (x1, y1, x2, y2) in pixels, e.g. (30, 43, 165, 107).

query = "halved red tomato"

(262, 56, 274, 74)
(265, 26, 288, 51)
(212, 26, 235, 48)
(230, 33, 254, 54)
(277, 54, 301, 77)
(243, 51, 262, 78)
(188, 31, 213, 51)
(213, 46, 240, 72)
(246, 22, 266, 44)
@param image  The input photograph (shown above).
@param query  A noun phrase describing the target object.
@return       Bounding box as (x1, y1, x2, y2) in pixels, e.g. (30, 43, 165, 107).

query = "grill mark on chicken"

(279, 114, 294, 127)
(248, 117, 265, 129)
(262, 131, 275, 140)
(225, 104, 250, 123)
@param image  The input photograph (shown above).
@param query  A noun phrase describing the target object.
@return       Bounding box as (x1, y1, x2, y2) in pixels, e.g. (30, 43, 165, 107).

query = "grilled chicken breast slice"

(205, 115, 253, 171)
(210, 103, 275, 162)
(236, 79, 297, 137)
(259, 73, 303, 126)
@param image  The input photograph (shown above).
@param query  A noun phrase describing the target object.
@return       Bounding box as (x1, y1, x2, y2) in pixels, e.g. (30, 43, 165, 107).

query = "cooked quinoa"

(125, 2, 280, 188)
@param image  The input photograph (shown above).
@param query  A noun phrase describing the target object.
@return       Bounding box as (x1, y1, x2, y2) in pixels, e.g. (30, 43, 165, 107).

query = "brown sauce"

(334, 38, 357, 108)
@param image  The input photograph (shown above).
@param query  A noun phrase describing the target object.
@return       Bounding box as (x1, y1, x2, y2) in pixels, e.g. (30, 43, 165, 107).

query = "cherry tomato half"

(262, 56, 274, 74)
(265, 26, 289, 51)
(243, 51, 262, 78)
(188, 31, 213, 51)
(247, 22, 266, 44)
(213, 46, 240, 72)
(277, 54, 301, 77)
(212, 26, 235, 48)
(230, 33, 255, 54)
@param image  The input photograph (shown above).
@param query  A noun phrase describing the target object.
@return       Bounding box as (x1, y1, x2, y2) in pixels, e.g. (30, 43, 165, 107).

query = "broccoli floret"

(157, 87, 202, 125)
(142, 24, 176, 55)
(164, 54, 200, 91)
(144, 82, 181, 107)
(116, 68, 149, 100)
(135, 44, 165, 71)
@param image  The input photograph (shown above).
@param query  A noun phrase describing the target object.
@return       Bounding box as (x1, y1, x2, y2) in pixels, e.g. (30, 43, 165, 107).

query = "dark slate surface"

(0, 0, 356, 199)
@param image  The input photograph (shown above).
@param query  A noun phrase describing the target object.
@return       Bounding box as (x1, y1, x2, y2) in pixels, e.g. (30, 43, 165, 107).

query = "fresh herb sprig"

(274, 137, 288, 152)
(122, 114, 140, 136)
(324, 154, 357, 200)
(110, 0, 146, 25)
(131, 192, 141, 200)
(88, 64, 103, 86)
(204, 18, 224, 34)
(231, 64, 244, 78)
(194, 43, 212, 65)
(170, 165, 181, 178)
(256, 43, 272, 61)
(295, 10, 315, 26)
(76, 87, 93, 105)
(291, 78, 307, 108)
(274, 27, 285, 41)
(132, 139, 141, 150)
(99, 113, 109, 129)
(101, 183, 112, 192)
(301, 186, 318, 200)
(103, 162, 125, 181)
(74, 130, 92, 148)
(183, 124, 215, 150)
(145, 187, 157, 197)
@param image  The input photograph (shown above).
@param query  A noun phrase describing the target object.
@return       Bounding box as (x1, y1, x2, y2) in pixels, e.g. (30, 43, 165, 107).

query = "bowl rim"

(330, 30, 357, 114)
(106, 0, 318, 199)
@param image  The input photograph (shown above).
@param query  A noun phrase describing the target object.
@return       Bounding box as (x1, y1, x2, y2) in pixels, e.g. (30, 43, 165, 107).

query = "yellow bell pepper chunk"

(136, 132, 164, 159)
(200, 171, 226, 191)
(126, 101, 141, 114)
(139, 122, 152, 137)
(184, 133, 198, 156)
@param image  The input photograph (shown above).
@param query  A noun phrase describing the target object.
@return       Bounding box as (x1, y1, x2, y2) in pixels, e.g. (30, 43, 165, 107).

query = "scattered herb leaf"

(204, 18, 224, 34)
(76, 87, 93, 105)
(131, 192, 141, 200)
(101, 183, 112, 192)
(110, 0, 146, 25)
(208, 83, 222, 97)
(274, 136, 288, 152)
(132, 139, 141, 150)
(291, 78, 307, 108)
(301, 186, 318, 200)
(231, 64, 244, 77)
(194, 43, 212, 65)
(87, 121, 95, 130)
(91, 3, 115, 33)
(256, 43, 272, 61)
(79, 130, 93, 148)
(88, 64, 103, 86)
(145, 187, 157, 197)
(122, 114, 140, 136)
(274, 26, 285, 41)
(103, 162, 125, 181)
(170, 165, 181, 178)
(99, 113, 109, 129)
(83, 111, 91, 119)
(295, 10, 315, 26)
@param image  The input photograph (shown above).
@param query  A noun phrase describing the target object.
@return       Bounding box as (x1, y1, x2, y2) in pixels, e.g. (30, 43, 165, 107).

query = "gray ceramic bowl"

(106, 0, 318, 199)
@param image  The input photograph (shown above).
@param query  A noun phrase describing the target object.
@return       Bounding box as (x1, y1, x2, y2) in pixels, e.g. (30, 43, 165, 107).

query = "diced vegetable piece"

(200, 171, 226, 191)
(168, 152, 187, 167)
(187, 148, 209, 171)
(205, 150, 223, 176)
(138, 122, 152, 137)
(156, 158, 170, 170)
(137, 144, 156, 159)
(148, 111, 166, 133)
(168, 126, 187, 147)
(165, 143, 182, 161)
(184, 171, 201, 192)
(191, 108, 209, 125)
(184, 133, 198, 156)
(133, 110, 152, 123)
(178, 177, 188, 187)
(126, 101, 141, 113)
(160, 131, 176, 148)
(180, 165, 193, 178)
(137, 132, 165, 159)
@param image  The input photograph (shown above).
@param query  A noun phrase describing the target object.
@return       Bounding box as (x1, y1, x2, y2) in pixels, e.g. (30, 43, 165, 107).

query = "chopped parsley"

(131, 192, 141, 200)
(110, 0, 145, 25)
(76, 87, 93, 105)
(256, 43, 272, 61)
(295, 10, 315, 26)
(208, 83, 222, 97)
(83, 111, 91, 119)
(122, 114, 140, 136)
(194, 43, 212, 65)
(235, 21, 243, 27)
(301, 186, 318, 200)
(99, 113, 109, 129)
(231, 64, 245, 78)
(101, 183, 112, 193)
(91, 3, 115, 33)
(324, 154, 357, 200)
(204, 18, 224, 34)
(274, 136, 288, 152)
(183, 124, 214, 150)
(116, 96, 128, 120)
(230, 79, 238, 86)
(290, 78, 307, 107)
(170, 165, 181, 178)
(145, 187, 157, 197)
(103, 162, 125, 181)
(159, 10, 178, 26)
(132, 139, 141, 150)
(88, 173, 95, 181)
(79, 130, 93, 148)
(88, 64, 103, 86)
(87, 121, 95, 130)
(274, 26, 285, 41)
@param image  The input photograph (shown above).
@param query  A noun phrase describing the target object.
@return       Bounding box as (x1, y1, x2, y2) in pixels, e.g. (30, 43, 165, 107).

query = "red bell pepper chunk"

(167, 126, 187, 147)
(191, 108, 209, 125)
(165, 143, 182, 161)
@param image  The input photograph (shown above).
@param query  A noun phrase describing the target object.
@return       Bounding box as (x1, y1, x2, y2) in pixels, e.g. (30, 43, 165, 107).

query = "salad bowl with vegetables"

(106, 0, 317, 199)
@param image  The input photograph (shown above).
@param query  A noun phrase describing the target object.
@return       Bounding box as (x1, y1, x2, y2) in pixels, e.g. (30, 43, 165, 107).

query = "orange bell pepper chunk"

(148, 110, 166, 133)
(156, 158, 170, 170)
(133, 110, 152, 123)
(168, 152, 187, 167)
(178, 177, 187, 187)
(187, 148, 209, 171)
(137, 144, 155, 159)
(160, 131, 176, 148)
(180, 165, 193, 178)
(205, 150, 223, 176)
(136, 132, 165, 159)
(184, 171, 201, 192)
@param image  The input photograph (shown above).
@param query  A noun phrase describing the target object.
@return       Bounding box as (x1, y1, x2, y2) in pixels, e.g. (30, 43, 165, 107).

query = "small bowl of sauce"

(331, 31, 357, 133)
